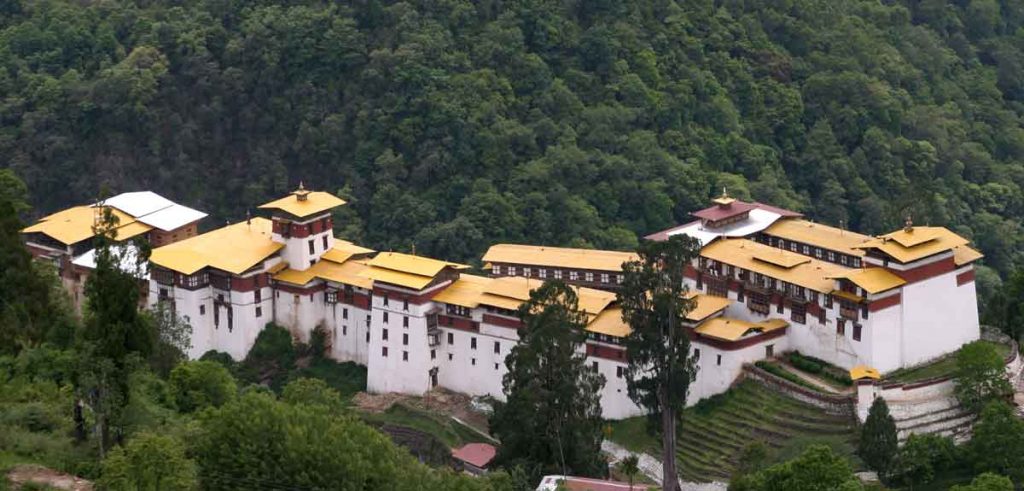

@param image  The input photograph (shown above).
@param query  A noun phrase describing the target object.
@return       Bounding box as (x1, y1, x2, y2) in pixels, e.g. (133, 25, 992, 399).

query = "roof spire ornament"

(294, 181, 311, 202)
(904, 215, 913, 233)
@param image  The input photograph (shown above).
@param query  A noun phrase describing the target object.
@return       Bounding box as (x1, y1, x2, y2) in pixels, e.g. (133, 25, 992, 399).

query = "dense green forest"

(3, 0, 1024, 275)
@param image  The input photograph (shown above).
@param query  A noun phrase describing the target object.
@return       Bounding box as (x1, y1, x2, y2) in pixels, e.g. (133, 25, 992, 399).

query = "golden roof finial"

(904, 215, 913, 233)
(712, 187, 736, 207)
(294, 181, 311, 201)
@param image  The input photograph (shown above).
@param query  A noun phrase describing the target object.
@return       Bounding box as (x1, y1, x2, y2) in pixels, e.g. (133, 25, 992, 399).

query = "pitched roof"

(273, 258, 373, 289)
(320, 240, 375, 264)
(855, 227, 973, 264)
(849, 365, 881, 380)
(258, 190, 346, 219)
(587, 308, 630, 337)
(359, 252, 469, 290)
(763, 219, 870, 257)
(482, 244, 638, 272)
(691, 200, 757, 222)
(701, 238, 850, 293)
(451, 443, 497, 469)
(952, 245, 984, 266)
(694, 317, 788, 342)
(22, 206, 149, 245)
(149, 218, 282, 275)
(686, 293, 732, 321)
(827, 268, 905, 294)
(102, 191, 207, 231)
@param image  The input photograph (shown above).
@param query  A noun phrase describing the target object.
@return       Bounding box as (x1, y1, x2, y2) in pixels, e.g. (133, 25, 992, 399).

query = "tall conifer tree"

(858, 397, 898, 477)
(489, 281, 606, 482)
(617, 235, 702, 491)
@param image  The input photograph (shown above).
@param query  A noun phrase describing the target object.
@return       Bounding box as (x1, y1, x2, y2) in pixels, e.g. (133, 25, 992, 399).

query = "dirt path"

(7, 465, 93, 491)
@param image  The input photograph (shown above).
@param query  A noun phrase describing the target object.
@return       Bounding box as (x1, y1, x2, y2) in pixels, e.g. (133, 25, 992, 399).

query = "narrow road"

(601, 440, 727, 491)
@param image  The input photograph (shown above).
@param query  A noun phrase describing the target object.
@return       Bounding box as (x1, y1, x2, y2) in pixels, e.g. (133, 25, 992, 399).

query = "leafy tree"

(888, 433, 957, 488)
(193, 391, 486, 491)
(280, 377, 344, 411)
(76, 204, 155, 456)
(966, 402, 1024, 484)
(168, 360, 237, 413)
(617, 235, 702, 491)
(730, 445, 864, 491)
(98, 432, 197, 491)
(489, 280, 606, 483)
(954, 341, 1013, 413)
(858, 397, 898, 477)
(950, 473, 1015, 491)
(147, 303, 192, 378)
(983, 269, 1024, 342)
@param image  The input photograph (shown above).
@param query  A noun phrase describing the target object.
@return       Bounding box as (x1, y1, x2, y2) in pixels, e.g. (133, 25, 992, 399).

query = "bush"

(787, 352, 853, 387)
(887, 433, 957, 487)
(4, 402, 61, 432)
(955, 341, 1013, 413)
(788, 353, 823, 374)
(966, 402, 1024, 484)
(98, 433, 197, 491)
(169, 361, 237, 413)
(950, 473, 1015, 491)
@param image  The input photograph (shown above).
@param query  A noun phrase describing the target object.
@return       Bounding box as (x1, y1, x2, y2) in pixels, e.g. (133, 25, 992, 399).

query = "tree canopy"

(1, 0, 1024, 281)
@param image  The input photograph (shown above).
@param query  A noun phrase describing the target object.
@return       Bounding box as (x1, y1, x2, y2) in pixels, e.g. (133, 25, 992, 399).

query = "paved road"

(602, 440, 727, 491)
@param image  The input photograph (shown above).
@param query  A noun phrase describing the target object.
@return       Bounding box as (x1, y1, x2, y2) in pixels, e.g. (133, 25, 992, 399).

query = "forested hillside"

(3, 0, 1024, 274)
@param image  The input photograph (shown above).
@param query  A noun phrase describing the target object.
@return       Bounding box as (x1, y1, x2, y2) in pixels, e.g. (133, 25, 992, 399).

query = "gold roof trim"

(701, 239, 849, 293)
(149, 218, 283, 275)
(855, 227, 971, 264)
(763, 219, 869, 257)
(481, 244, 638, 272)
(258, 190, 346, 219)
(694, 317, 788, 342)
(827, 268, 905, 294)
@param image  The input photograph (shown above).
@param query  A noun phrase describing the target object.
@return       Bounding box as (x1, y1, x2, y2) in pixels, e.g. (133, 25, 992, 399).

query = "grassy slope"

(885, 340, 1011, 383)
(608, 380, 859, 483)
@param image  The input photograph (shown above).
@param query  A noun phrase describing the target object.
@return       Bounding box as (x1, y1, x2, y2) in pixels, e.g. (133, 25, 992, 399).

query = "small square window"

(255, 306, 262, 318)
(853, 324, 862, 342)
(343, 325, 347, 335)
(403, 316, 409, 328)
(448, 353, 453, 361)
(199, 305, 206, 316)
(471, 358, 476, 366)
(448, 332, 454, 344)
(716, 354, 722, 366)
(616, 366, 624, 378)
(494, 341, 500, 354)
(383, 329, 389, 341)
(471, 337, 477, 350)
(431, 350, 436, 359)
(403, 333, 408, 346)
(382, 347, 388, 357)
(494, 363, 499, 370)
(403, 351, 408, 361)
(383, 312, 389, 324)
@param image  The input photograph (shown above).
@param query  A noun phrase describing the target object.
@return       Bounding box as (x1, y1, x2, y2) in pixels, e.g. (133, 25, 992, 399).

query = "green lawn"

(885, 340, 1012, 383)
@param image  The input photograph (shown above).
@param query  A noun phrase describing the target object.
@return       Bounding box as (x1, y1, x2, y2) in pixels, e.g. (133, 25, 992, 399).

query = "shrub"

(99, 433, 197, 491)
(967, 401, 1024, 484)
(754, 361, 822, 392)
(169, 360, 237, 413)
(887, 433, 957, 487)
(955, 341, 1013, 413)
(950, 473, 1015, 491)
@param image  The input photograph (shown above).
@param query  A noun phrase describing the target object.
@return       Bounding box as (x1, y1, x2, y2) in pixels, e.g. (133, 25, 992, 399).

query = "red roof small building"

(451, 443, 497, 475)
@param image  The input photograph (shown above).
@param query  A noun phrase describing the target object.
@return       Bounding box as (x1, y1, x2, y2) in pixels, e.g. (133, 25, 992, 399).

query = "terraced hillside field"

(609, 380, 860, 483)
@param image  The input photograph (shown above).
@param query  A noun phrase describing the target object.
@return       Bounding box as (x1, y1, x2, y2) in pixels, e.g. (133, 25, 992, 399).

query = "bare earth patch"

(7, 464, 93, 491)
(352, 388, 492, 433)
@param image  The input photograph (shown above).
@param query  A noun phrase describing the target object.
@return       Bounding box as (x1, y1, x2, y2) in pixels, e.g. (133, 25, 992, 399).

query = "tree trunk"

(661, 389, 678, 491)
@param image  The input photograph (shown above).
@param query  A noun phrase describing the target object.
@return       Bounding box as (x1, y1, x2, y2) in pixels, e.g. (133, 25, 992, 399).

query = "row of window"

(381, 292, 410, 310)
(759, 235, 863, 268)
(307, 235, 330, 256)
(492, 264, 624, 285)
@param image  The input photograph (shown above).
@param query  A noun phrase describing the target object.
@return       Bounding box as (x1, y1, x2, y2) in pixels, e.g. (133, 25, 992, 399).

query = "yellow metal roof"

(267, 261, 289, 274)
(275, 258, 373, 289)
(360, 266, 434, 290)
(575, 287, 617, 317)
(695, 317, 788, 342)
(764, 219, 869, 257)
(321, 240, 375, 264)
(701, 239, 850, 293)
(752, 250, 810, 269)
(258, 190, 346, 219)
(367, 252, 469, 278)
(587, 307, 630, 338)
(952, 245, 983, 266)
(849, 365, 881, 380)
(149, 218, 283, 275)
(686, 293, 732, 321)
(432, 275, 493, 308)
(830, 289, 864, 303)
(855, 227, 970, 264)
(482, 244, 638, 272)
(23, 206, 145, 245)
(827, 268, 905, 294)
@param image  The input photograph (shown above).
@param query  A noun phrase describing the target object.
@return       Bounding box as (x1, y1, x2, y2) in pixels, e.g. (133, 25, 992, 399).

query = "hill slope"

(2, 0, 1024, 273)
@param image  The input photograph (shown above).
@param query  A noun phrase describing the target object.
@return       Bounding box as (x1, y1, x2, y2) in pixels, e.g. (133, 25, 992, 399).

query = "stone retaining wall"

(739, 364, 856, 417)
